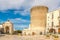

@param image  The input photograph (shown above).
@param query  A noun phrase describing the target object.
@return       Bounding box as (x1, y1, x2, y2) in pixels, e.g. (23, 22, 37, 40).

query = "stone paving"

(0, 35, 60, 40)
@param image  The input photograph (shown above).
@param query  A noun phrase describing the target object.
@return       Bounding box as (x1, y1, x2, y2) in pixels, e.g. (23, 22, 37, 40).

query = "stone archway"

(49, 28, 56, 34)
(4, 25, 13, 34)
(32, 32, 35, 35)
(5, 26, 9, 34)
(3, 20, 13, 34)
(58, 28, 60, 34)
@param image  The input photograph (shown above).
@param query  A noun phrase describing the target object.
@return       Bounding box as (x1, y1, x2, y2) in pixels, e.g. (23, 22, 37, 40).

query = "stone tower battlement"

(30, 6, 48, 12)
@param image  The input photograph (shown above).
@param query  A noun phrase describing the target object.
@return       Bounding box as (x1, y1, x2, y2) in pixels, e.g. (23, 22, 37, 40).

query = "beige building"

(30, 6, 48, 30)
(46, 9, 60, 34)
(22, 6, 48, 35)
(0, 20, 13, 34)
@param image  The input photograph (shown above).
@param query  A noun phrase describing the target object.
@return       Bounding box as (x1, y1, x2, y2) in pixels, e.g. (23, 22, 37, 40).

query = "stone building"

(22, 6, 60, 35)
(0, 20, 13, 34)
(22, 6, 48, 35)
(30, 6, 48, 33)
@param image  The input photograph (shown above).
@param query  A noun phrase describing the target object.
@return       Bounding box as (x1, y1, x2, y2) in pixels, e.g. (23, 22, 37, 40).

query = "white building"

(46, 9, 60, 34)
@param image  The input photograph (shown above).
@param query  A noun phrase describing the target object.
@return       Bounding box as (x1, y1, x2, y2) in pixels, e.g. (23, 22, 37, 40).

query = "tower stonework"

(30, 6, 48, 32)
(22, 6, 48, 35)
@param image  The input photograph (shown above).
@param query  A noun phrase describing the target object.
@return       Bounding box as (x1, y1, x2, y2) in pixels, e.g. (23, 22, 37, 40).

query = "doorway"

(5, 26, 9, 34)
(32, 32, 35, 35)
(58, 28, 60, 34)
(49, 28, 56, 34)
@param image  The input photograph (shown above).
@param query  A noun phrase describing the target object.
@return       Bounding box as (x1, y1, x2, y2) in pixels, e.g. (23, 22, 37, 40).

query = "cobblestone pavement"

(0, 35, 60, 40)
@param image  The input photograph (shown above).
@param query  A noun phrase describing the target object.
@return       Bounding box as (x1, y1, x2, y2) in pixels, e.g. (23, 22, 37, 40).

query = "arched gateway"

(5, 27, 9, 34)
(3, 20, 13, 34)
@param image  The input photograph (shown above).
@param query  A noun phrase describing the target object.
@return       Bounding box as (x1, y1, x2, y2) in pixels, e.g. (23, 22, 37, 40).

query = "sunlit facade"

(0, 20, 13, 34)
(46, 9, 60, 34)
(22, 6, 60, 35)
(22, 6, 48, 35)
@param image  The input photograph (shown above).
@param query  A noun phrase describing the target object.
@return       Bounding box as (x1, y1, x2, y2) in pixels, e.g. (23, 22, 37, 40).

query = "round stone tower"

(30, 6, 48, 33)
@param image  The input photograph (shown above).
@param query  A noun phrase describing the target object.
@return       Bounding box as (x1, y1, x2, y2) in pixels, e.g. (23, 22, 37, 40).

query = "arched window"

(49, 28, 56, 34)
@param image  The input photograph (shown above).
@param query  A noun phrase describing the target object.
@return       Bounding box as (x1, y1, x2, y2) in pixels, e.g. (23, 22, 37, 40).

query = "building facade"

(0, 20, 13, 34)
(46, 9, 60, 34)
(30, 6, 48, 31)
(22, 6, 60, 35)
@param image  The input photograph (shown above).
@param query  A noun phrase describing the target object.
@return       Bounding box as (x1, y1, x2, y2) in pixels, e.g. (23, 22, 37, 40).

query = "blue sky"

(0, 0, 60, 30)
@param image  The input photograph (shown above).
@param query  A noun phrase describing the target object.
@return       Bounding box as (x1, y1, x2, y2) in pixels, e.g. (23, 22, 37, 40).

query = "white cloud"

(14, 11, 21, 14)
(14, 24, 28, 29)
(13, 0, 60, 15)
(30, 0, 60, 11)
(14, 8, 30, 16)
(0, 0, 25, 10)
(9, 18, 29, 30)
(9, 18, 30, 24)
(0, 0, 60, 12)
(21, 8, 30, 16)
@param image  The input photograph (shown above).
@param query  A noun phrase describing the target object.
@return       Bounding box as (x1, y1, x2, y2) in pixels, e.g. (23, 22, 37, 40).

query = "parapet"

(30, 6, 48, 12)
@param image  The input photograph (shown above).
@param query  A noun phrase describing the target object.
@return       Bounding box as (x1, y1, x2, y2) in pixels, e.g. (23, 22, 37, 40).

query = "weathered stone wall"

(30, 6, 48, 31)
(22, 6, 48, 35)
